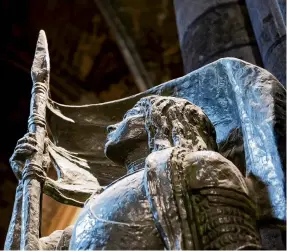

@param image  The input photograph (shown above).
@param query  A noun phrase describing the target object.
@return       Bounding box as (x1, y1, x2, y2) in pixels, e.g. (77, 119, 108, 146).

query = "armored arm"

(180, 150, 261, 250)
(144, 148, 262, 250)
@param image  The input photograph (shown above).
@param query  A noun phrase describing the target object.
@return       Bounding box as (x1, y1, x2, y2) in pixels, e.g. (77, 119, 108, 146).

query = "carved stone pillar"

(246, 0, 286, 86)
(173, 0, 262, 73)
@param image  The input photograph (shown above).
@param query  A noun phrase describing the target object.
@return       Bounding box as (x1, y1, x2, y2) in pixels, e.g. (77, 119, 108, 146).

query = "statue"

(5, 31, 286, 250)
(9, 95, 262, 250)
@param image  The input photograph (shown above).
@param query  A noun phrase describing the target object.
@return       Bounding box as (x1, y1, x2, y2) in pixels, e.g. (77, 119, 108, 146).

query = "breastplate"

(69, 169, 163, 250)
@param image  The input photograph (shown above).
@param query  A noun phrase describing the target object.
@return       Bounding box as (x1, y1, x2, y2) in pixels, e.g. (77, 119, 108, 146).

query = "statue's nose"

(106, 124, 117, 133)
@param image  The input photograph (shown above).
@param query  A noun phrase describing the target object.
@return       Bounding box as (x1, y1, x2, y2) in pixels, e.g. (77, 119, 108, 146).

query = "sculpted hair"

(131, 95, 217, 152)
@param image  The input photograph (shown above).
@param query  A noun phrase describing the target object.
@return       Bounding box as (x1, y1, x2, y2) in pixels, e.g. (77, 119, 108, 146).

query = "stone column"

(277, 0, 286, 19)
(246, 0, 286, 86)
(173, 0, 262, 73)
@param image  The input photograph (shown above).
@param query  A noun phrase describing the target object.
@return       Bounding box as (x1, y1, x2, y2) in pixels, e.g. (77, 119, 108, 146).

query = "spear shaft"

(20, 30, 50, 250)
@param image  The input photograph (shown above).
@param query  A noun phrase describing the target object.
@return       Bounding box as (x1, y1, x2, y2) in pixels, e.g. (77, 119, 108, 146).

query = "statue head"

(105, 95, 217, 166)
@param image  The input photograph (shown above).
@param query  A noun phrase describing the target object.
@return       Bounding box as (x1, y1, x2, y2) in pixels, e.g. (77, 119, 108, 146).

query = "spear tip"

(31, 30, 50, 83)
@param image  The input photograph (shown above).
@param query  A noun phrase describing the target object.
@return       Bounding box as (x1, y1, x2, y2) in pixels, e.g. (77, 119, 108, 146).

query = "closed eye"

(106, 125, 117, 133)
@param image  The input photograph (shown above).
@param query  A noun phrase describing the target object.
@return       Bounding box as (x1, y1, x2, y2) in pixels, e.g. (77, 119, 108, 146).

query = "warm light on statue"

(5, 30, 286, 250)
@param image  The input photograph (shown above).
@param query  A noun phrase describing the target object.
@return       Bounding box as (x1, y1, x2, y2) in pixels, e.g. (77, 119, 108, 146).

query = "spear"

(20, 30, 50, 250)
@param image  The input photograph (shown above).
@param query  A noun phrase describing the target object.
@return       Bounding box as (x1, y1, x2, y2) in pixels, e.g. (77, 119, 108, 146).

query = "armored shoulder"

(144, 148, 261, 250)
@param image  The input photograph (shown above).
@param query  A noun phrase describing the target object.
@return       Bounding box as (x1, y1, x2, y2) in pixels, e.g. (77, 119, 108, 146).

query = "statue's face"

(104, 107, 148, 165)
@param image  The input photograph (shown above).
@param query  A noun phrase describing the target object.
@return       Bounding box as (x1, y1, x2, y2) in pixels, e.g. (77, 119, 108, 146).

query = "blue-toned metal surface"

(69, 169, 163, 250)
(47, 58, 286, 220)
(153, 58, 286, 220)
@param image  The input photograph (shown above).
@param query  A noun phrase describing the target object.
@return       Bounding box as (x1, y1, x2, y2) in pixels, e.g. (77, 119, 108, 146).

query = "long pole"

(20, 30, 50, 250)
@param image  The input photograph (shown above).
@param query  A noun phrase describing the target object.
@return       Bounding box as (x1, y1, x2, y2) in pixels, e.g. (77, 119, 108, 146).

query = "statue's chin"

(104, 141, 124, 166)
(104, 141, 112, 157)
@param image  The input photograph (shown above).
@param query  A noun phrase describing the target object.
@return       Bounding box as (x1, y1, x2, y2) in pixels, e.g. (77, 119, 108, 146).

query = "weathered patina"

(5, 31, 286, 250)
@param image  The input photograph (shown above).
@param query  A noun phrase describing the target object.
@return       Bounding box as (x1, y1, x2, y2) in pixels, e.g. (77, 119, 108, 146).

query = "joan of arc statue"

(5, 31, 285, 250)
(9, 95, 261, 250)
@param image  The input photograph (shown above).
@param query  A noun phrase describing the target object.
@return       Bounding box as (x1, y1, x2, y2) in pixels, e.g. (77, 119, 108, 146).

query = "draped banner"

(44, 58, 286, 221)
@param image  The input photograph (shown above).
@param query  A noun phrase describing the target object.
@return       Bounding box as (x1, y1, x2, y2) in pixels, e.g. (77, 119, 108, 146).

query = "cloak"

(44, 57, 286, 221)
